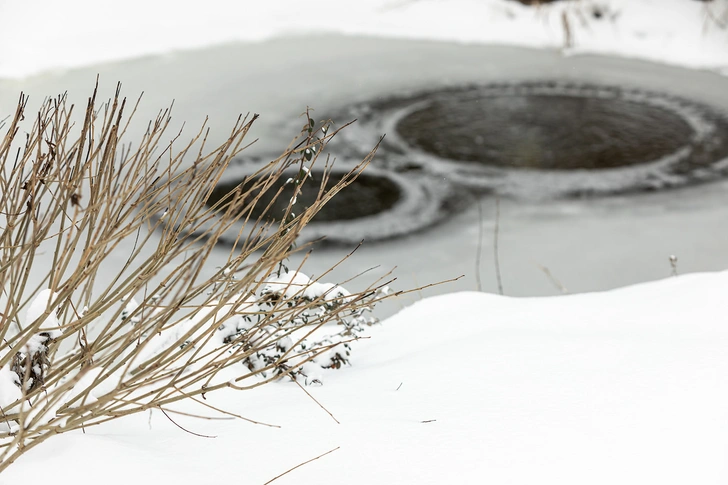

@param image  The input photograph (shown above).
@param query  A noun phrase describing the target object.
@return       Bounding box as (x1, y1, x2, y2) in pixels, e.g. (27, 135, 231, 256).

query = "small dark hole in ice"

(207, 172, 402, 223)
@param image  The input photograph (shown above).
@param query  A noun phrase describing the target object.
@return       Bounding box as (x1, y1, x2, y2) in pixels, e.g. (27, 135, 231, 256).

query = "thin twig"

(475, 199, 484, 292)
(536, 264, 567, 294)
(494, 196, 504, 295)
(392, 274, 464, 298)
(154, 406, 234, 421)
(175, 386, 280, 428)
(562, 10, 573, 49)
(263, 446, 340, 485)
(293, 378, 339, 424)
(158, 406, 216, 439)
(0, 405, 12, 432)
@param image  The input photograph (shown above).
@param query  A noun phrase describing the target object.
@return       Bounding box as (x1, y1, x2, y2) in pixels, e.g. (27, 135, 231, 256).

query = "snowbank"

(1, 0, 727, 79)
(5, 271, 728, 483)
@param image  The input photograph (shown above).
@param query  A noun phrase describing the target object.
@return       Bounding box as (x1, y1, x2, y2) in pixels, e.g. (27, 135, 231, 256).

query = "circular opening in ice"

(396, 90, 693, 170)
(207, 171, 402, 223)
(335, 82, 728, 197)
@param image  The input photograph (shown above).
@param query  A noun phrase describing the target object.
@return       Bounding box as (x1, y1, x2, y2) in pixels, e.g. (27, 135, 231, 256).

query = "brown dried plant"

(0, 82, 390, 472)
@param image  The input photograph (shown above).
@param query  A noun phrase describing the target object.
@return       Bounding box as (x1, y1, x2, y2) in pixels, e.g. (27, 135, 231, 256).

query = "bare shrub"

(0, 82, 390, 471)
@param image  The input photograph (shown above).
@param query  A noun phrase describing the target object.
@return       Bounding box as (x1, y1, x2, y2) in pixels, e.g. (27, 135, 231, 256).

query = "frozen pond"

(3, 35, 728, 317)
(339, 82, 728, 196)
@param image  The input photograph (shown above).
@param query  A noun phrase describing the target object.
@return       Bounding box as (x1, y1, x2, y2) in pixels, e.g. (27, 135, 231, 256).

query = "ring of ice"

(335, 82, 728, 198)
(205, 163, 466, 246)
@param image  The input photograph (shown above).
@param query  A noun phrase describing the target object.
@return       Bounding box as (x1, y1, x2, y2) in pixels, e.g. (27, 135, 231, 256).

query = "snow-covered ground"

(3, 0, 728, 482)
(5, 272, 728, 484)
(1, 0, 727, 78)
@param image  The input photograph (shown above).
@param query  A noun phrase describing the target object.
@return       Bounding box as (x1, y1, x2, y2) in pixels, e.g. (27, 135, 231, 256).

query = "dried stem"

(263, 446, 341, 485)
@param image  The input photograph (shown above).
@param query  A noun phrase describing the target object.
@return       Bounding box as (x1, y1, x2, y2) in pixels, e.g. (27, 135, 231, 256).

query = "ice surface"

(3, 36, 728, 318)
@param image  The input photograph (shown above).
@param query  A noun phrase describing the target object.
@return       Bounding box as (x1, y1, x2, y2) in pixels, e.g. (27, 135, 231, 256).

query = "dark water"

(397, 93, 694, 170)
(207, 171, 402, 223)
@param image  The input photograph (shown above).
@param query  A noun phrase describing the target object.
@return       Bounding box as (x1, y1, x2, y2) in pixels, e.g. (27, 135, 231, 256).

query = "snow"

(24, 289, 60, 335)
(4, 272, 728, 483)
(23, 289, 62, 355)
(1, 0, 727, 80)
(262, 270, 352, 303)
(0, 365, 21, 412)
